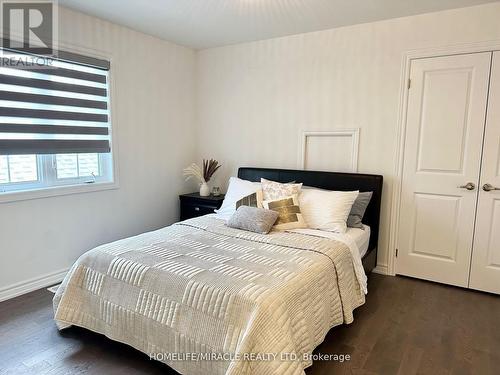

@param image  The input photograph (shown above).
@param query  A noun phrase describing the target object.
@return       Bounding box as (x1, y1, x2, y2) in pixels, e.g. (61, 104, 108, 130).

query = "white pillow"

(299, 189, 359, 233)
(215, 177, 261, 220)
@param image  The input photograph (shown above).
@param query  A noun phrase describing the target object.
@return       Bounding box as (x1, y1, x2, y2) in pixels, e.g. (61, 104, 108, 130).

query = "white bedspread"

(287, 228, 368, 294)
(54, 216, 365, 375)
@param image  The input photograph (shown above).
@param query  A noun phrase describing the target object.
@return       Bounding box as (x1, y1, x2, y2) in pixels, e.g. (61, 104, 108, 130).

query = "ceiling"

(59, 0, 499, 49)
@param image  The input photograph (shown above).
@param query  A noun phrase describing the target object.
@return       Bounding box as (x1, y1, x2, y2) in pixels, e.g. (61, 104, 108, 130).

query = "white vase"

(199, 182, 210, 197)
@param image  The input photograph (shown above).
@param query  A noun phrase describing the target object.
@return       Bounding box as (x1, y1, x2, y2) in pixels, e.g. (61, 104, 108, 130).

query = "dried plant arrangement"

(183, 159, 221, 183)
(183, 159, 221, 196)
(202, 159, 221, 183)
(183, 163, 204, 183)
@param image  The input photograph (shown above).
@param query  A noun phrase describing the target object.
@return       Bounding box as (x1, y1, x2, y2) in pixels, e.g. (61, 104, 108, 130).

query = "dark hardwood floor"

(1, 274, 499, 375)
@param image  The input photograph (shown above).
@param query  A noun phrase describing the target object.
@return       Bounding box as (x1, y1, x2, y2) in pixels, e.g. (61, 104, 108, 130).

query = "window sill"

(0, 181, 119, 204)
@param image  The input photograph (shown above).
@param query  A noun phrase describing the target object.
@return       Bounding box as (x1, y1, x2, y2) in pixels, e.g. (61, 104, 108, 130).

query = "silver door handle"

(458, 182, 475, 191)
(482, 183, 500, 192)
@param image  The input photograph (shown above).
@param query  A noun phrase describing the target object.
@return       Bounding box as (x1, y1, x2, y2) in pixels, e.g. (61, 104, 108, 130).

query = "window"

(0, 48, 113, 195)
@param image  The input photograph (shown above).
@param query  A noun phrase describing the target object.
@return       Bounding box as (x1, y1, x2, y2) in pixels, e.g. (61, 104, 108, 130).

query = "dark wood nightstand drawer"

(179, 193, 225, 221)
(181, 202, 216, 220)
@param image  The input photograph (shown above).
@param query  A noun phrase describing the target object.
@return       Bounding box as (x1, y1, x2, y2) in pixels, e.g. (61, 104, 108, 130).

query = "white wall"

(196, 3, 500, 272)
(0, 7, 197, 299)
(3, 3, 500, 299)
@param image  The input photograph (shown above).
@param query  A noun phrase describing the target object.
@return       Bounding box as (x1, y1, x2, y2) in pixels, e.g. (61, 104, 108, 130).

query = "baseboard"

(0, 268, 69, 302)
(372, 264, 389, 275)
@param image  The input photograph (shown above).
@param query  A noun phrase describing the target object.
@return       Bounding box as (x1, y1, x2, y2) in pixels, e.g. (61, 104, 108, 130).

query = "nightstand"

(179, 193, 225, 221)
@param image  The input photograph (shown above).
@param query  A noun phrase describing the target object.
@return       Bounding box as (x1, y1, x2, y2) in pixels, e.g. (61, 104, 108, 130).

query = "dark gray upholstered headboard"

(238, 167, 383, 253)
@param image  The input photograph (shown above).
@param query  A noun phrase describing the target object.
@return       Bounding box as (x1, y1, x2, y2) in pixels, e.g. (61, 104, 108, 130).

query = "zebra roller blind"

(0, 48, 111, 155)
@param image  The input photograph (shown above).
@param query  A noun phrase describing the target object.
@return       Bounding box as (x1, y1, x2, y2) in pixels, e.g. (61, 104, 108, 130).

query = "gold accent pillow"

(262, 194, 307, 230)
(261, 178, 302, 201)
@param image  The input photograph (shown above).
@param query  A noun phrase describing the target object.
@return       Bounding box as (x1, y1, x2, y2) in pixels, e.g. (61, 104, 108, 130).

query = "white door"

(469, 51, 500, 294)
(397, 52, 492, 287)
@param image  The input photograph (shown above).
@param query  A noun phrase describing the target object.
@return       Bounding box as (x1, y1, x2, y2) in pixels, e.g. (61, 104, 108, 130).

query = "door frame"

(387, 40, 500, 276)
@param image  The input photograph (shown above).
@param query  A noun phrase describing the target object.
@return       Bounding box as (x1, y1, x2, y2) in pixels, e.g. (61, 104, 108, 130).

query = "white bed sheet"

(345, 225, 371, 258)
(287, 226, 370, 256)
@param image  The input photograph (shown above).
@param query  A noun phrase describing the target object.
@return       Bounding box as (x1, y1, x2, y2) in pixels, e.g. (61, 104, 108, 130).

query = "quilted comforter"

(53, 216, 365, 375)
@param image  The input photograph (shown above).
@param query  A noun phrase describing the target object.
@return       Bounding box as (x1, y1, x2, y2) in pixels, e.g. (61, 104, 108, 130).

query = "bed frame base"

(362, 247, 377, 274)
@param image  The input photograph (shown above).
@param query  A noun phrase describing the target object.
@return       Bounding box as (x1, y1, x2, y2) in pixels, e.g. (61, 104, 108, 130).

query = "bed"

(237, 167, 383, 273)
(53, 167, 383, 375)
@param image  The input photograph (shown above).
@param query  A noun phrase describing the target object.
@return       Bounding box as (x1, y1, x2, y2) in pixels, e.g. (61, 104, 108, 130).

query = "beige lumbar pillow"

(261, 178, 302, 201)
(262, 194, 307, 230)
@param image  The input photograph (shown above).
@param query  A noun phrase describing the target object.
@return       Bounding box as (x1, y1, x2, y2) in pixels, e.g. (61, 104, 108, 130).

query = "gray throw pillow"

(347, 192, 373, 229)
(227, 206, 279, 234)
